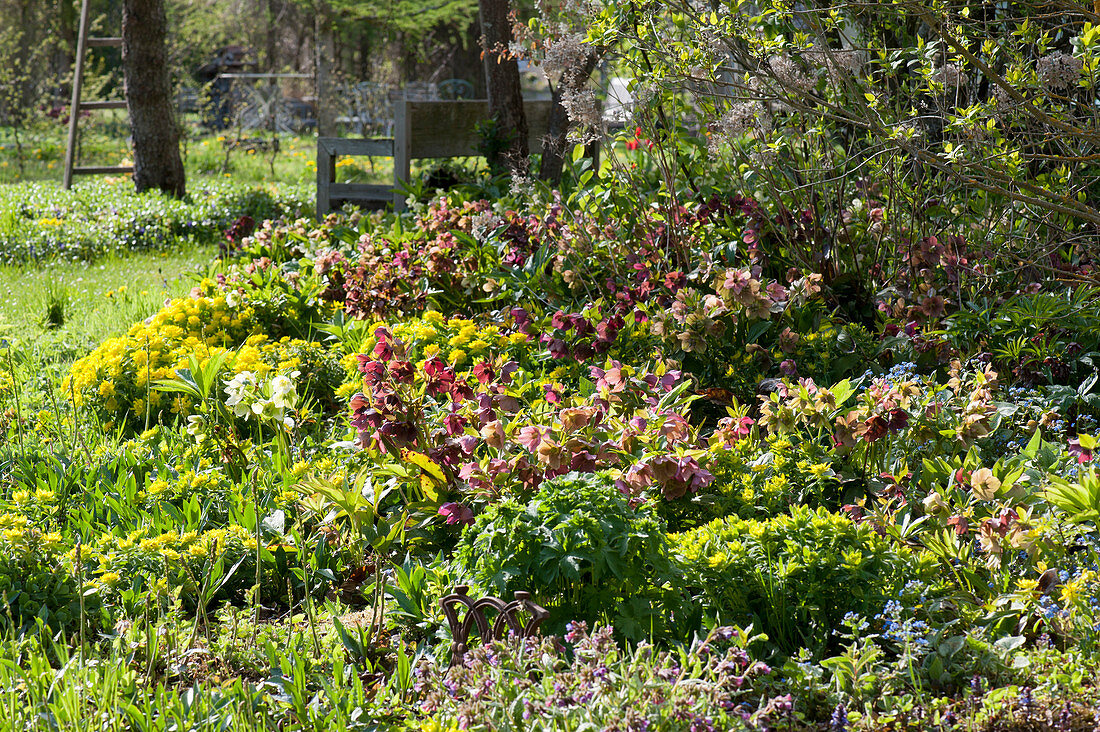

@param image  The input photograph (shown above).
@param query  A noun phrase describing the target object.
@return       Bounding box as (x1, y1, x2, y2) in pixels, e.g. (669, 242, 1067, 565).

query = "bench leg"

(316, 140, 336, 219)
(393, 100, 410, 212)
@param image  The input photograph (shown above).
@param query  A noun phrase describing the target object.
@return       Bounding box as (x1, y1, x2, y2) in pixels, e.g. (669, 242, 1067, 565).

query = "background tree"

(523, 5, 602, 185)
(0, 0, 61, 176)
(123, 0, 185, 196)
(477, 0, 528, 175)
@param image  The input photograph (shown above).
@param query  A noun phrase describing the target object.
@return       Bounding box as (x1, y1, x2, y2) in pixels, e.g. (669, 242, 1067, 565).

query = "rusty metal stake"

(440, 585, 549, 666)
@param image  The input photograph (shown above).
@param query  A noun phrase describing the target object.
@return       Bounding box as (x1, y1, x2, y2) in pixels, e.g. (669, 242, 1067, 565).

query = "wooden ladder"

(62, 0, 133, 189)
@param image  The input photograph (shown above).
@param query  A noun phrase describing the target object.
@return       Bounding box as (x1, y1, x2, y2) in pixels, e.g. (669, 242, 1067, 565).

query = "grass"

(1, 118, 399, 187)
(0, 247, 213, 372)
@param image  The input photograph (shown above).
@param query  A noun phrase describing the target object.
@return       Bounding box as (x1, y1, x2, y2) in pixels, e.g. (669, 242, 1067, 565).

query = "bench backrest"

(317, 98, 557, 216)
(397, 99, 553, 159)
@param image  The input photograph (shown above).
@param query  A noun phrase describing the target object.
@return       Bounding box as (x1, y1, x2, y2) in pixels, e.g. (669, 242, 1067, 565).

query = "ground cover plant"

(6, 2, 1100, 730)
(0, 178, 311, 264)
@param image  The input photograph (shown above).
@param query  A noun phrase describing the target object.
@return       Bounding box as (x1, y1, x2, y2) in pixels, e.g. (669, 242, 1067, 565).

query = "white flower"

(269, 373, 297, 410)
(225, 291, 241, 309)
(186, 414, 206, 441)
(225, 371, 258, 418)
(509, 175, 534, 200)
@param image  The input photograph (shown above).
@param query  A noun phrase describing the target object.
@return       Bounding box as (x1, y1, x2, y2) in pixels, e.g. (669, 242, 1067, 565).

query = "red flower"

(443, 411, 467, 436)
(473, 361, 495, 385)
(886, 408, 909, 432)
(946, 515, 969, 536)
(1069, 437, 1093, 464)
(359, 360, 387, 384)
(625, 127, 650, 151)
(438, 502, 474, 526)
(862, 415, 889, 442)
(390, 360, 415, 384)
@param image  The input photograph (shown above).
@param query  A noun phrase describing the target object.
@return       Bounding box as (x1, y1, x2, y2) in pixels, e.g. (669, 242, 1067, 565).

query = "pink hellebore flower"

(1069, 437, 1093, 464)
(443, 411, 467, 436)
(517, 425, 552, 452)
(438, 502, 474, 526)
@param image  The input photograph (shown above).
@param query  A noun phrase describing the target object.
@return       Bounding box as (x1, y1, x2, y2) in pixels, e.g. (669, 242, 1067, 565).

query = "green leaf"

(993, 635, 1026, 654)
(1023, 428, 1042, 459)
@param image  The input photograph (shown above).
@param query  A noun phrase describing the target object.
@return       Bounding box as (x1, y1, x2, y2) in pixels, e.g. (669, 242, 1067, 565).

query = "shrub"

(86, 524, 262, 610)
(673, 505, 932, 655)
(357, 311, 537, 371)
(451, 471, 687, 641)
(661, 434, 842, 532)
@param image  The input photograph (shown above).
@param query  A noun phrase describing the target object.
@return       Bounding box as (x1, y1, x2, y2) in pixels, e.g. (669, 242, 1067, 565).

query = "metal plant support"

(440, 585, 549, 666)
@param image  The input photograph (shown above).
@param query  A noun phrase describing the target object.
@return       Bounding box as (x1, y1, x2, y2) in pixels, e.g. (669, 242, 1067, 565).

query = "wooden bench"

(316, 98, 553, 217)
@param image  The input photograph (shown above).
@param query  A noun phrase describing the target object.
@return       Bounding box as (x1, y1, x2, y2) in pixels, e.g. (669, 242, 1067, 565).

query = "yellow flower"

(148, 479, 170, 496)
(1061, 579, 1082, 606)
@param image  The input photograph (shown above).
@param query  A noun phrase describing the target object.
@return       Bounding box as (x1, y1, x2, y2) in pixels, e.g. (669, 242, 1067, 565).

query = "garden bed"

(1, 182, 1099, 729)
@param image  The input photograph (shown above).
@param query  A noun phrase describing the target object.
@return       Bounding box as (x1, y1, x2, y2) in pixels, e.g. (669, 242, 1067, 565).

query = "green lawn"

(0, 119, 394, 187)
(0, 247, 212, 373)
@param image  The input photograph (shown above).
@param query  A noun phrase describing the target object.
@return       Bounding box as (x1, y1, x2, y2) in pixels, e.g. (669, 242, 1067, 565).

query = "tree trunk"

(314, 1, 337, 136)
(122, 0, 185, 197)
(58, 0, 78, 95)
(539, 50, 598, 185)
(264, 0, 279, 72)
(477, 0, 527, 175)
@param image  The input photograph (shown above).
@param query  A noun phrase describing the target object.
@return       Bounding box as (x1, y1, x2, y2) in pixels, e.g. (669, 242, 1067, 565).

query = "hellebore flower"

(1069, 436, 1093, 464)
(438, 502, 474, 526)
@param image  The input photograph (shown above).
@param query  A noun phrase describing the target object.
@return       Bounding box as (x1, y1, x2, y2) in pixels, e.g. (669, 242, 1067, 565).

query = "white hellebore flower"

(186, 414, 206, 441)
(225, 371, 258, 418)
(269, 372, 298, 410)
